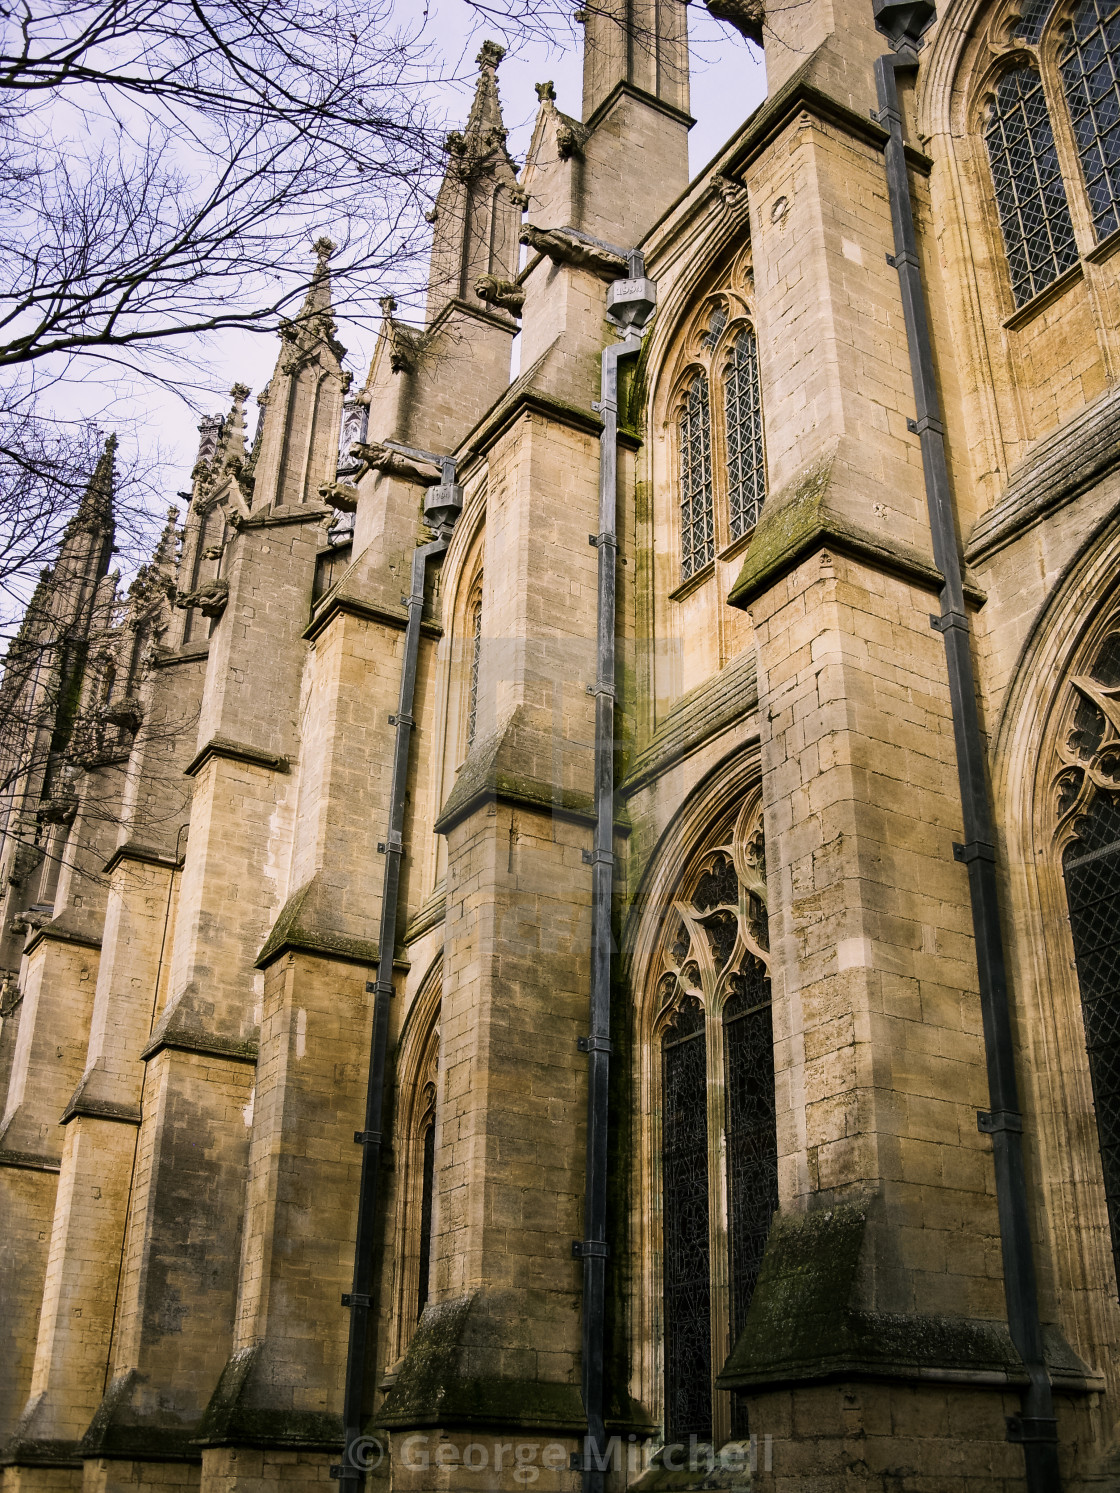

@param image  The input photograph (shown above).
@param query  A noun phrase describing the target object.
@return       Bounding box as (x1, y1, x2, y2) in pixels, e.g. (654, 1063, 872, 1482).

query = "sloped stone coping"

(718, 1200, 1101, 1392)
(966, 384, 1120, 564)
(621, 651, 758, 798)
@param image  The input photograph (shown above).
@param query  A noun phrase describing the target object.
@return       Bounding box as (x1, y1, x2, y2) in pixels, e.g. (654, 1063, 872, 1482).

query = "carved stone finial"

(477, 39, 505, 70)
(379, 295, 398, 318)
(229, 382, 250, 402)
(535, 80, 557, 102)
(313, 236, 336, 266)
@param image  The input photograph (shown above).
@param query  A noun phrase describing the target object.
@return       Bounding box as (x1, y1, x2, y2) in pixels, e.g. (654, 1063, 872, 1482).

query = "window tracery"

(1054, 626, 1120, 1295)
(652, 797, 777, 1441)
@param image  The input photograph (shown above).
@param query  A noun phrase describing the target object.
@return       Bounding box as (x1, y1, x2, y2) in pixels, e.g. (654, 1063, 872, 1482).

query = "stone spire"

(425, 41, 523, 325)
(249, 238, 348, 509)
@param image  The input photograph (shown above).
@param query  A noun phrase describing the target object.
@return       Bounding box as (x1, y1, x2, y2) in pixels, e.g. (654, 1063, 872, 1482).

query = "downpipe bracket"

(930, 609, 970, 634)
(578, 1035, 613, 1054)
(1006, 1416, 1059, 1445)
(978, 1109, 1023, 1135)
(573, 1239, 610, 1259)
(953, 839, 996, 864)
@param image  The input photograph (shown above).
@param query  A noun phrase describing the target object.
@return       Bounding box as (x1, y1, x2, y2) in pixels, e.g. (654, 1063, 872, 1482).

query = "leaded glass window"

(984, 65, 1079, 305)
(417, 1118, 435, 1317)
(1061, 0, 1120, 241)
(655, 800, 776, 1443)
(1057, 628, 1120, 1299)
(1063, 798, 1120, 1297)
(466, 587, 482, 749)
(1016, 0, 1057, 43)
(679, 373, 714, 582)
(662, 994, 712, 1441)
(724, 956, 778, 1341)
(724, 329, 766, 541)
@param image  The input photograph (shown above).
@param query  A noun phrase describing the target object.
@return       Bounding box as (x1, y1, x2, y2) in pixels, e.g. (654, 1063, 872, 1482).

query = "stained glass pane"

(1062, 0, 1120, 240)
(662, 1009, 712, 1440)
(417, 1119, 436, 1318)
(724, 329, 767, 541)
(1063, 791, 1120, 1299)
(985, 65, 1079, 305)
(679, 374, 714, 582)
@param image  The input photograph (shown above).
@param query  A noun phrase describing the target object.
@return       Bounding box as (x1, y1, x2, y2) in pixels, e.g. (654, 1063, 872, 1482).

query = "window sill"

(1002, 260, 1083, 332)
(668, 560, 715, 602)
(1084, 225, 1120, 266)
(717, 525, 757, 566)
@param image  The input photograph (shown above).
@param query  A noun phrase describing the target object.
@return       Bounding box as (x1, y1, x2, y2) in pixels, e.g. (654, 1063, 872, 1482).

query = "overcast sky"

(64, 3, 767, 522)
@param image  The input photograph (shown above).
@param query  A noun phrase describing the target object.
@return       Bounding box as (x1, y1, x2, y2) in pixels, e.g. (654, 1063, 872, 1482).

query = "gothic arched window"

(678, 373, 714, 582)
(655, 800, 777, 1443)
(984, 65, 1079, 306)
(724, 329, 766, 542)
(976, 0, 1120, 308)
(1060, 0, 1120, 241)
(1057, 628, 1120, 1296)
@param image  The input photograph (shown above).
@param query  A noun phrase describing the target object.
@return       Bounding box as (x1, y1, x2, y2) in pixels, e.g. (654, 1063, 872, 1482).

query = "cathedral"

(3, 0, 1120, 1485)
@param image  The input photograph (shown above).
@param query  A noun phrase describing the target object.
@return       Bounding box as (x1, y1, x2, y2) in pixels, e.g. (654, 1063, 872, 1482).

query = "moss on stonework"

(255, 874, 380, 970)
(435, 707, 600, 834)
(196, 1346, 344, 1450)
(79, 1371, 202, 1462)
(377, 1294, 585, 1431)
(718, 1202, 1031, 1388)
(726, 445, 950, 612)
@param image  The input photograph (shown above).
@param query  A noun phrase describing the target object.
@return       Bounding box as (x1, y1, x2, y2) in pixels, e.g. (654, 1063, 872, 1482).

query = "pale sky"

(54, 3, 767, 530)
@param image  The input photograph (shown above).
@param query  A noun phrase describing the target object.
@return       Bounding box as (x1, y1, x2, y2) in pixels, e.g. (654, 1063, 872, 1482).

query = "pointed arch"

(390, 956, 443, 1361)
(993, 512, 1120, 1373)
(626, 749, 776, 1446)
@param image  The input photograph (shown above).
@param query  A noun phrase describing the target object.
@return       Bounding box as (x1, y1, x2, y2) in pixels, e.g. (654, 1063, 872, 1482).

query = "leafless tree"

(0, 0, 463, 369)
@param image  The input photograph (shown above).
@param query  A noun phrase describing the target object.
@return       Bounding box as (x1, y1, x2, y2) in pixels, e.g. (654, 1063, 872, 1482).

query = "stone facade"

(2, 2, 1120, 1490)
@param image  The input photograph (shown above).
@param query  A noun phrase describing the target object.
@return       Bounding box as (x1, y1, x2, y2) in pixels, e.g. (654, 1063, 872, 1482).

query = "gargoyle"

(475, 275, 526, 316)
(318, 480, 359, 514)
(519, 224, 627, 280)
(102, 697, 144, 734)
(37, 793, 78, 827)
(175, 578, 230, 619)
(705, 0, 765, 44)
(349, 442, 442, 486)
(555, 121, 588, 161)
